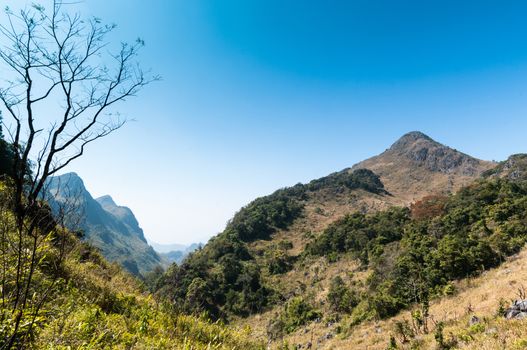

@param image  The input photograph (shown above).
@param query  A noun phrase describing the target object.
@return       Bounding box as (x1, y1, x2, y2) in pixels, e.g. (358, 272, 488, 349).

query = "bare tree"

(0, 1, 156, 347)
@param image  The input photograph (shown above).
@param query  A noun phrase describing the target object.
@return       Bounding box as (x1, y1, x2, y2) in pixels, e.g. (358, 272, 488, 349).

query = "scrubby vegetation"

(307, 178, 527, 322)
(157, 169, 389, 322)
(0, 181, 263, 349)
(306, 168, 388, 195)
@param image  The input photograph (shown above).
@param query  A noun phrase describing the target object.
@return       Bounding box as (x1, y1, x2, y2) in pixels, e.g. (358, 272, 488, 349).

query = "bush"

(280, 297, 321, 333)
(327, 276, 359, 313)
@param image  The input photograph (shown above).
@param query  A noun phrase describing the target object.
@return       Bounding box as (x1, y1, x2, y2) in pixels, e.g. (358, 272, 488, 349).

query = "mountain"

(482, 153, 527, 180)
(149, 241, 188, 254)
(158, 243, 202, 264)
(46, 173, 163, 277)
(351, 131, 495, 203)
(157, 131, 527, 349)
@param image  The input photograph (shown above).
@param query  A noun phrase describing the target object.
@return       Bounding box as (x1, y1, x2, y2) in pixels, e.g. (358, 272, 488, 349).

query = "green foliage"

(227, 186, 305, 242)
(368, 179, 527, 318)
(265, 246, 295, 275)
(307, 168, 387, 195)
(327, 276, 359, 313)
(434, 322, 456, 350)
(158, 169, 388, 321)
(393, 319, 414, 343)
(279, 297, 321, 334)
(306, 178, 527, 322)
(0, 180, 263, 349)
(0, 113, 16, 179)
(158, 232, 271, 320)
(306, 207, 410, 266)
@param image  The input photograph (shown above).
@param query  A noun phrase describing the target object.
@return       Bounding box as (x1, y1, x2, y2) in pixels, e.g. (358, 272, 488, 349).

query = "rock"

(469, 315, 480, 326)
(504, 299, 527, 319)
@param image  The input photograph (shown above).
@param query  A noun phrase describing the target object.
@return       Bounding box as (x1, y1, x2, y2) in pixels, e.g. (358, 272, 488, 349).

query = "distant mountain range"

(148, 241, 202, 264)
(46, 173, 163, 277)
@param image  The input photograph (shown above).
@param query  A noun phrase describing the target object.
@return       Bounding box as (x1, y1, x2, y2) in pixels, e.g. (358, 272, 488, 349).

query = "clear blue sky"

(4, 1, 527, 244)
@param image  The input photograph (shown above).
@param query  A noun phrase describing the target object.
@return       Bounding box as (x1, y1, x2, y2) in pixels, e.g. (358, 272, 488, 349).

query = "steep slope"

(0, 179, 263, 349)
(96, 194, 148, 242)
(251, 131, 495, 260)
(46, 172, 162, 277)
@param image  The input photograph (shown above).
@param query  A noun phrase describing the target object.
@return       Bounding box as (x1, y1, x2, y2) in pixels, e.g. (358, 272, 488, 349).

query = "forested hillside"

(156, 133, 527, 349)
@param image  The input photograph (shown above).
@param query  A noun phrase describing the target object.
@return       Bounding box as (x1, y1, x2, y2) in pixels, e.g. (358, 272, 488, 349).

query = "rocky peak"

(387, 131, 482, 176)
(46, 172, 91, 200)
(96, 195, 117, 208)
(389, 131, 435, 151)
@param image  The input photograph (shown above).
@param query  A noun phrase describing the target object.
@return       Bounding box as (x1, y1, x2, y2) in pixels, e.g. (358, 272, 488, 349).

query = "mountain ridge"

(158, 130, 519, 350)
(46, 173, 162, 276)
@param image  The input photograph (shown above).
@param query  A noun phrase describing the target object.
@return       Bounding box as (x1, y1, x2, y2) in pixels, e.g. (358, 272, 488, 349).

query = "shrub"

(280, 297, 321, 333)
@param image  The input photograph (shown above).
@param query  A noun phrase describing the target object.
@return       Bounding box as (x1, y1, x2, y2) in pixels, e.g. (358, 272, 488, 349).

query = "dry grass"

(235, 247, 527, 349)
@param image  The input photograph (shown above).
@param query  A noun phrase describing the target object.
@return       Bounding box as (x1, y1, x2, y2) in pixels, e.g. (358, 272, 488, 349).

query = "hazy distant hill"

(158, 243, 202, 264)
(46, 173, 163, 276)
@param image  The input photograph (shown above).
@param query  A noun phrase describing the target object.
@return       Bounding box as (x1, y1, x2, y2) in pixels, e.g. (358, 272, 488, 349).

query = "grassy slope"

(32, 240, 263, 350)
(238, 246, 527, 349)
(331, 247, 527, 350)
(0, 191, 263, 350)
(37, 250, 258, 349)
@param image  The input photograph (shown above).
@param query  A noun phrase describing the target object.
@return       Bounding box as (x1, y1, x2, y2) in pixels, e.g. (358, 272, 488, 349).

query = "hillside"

(46, 173, 163, 277)
(157, 131, 527, 349)
(0, 180, 262, 349)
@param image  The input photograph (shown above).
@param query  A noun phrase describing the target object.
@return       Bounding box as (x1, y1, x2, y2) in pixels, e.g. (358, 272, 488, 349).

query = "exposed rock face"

(352, 131, 495, 204)
(96, 195, 147, 243)
(46, 173, 162, 276)
(483, 154, 527, 181)
(504, 300, 527, 320)
(389, 131, 483, 176)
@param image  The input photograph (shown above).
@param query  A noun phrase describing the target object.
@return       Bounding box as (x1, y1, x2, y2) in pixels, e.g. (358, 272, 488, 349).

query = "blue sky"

(3, 1, 527, 244)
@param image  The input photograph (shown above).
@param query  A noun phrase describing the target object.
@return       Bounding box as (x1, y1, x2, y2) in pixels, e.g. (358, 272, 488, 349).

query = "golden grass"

(236, 247, 527, 349)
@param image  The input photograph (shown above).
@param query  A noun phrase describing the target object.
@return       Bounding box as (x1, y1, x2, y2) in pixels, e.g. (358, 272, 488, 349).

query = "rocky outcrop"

(351, 132, 495, 204)
(388, 131, 484, 176)
(483, 154, 527, 181)
(504, 300, 527, 320)
(46, 173, 162, 276)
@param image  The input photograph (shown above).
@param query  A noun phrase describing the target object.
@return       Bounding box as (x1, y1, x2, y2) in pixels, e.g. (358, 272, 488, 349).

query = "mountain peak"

(96, 195, 117, 207)
(389, 131, 436, 151)
(386, 131, 485, 176)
